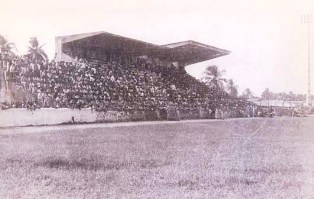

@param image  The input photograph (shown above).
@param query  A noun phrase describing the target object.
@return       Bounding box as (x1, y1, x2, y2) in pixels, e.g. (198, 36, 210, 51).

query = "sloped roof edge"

(162, 40, 230, 54)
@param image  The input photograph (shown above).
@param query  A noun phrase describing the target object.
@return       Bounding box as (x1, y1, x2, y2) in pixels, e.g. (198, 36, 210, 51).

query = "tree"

(241, 88, 254, 99)
(0, 35, 16, 54)
(202, 65, 226, 91)
(226, 79, 238, 97)
(27, 37, 48, 61)
(261, 88, 273, 100)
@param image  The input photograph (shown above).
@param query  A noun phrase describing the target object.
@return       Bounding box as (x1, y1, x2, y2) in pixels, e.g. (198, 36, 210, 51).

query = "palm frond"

(27, 37, 48, 61)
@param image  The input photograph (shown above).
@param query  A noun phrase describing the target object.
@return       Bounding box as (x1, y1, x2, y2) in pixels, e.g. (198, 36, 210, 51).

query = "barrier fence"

(0, 106, 254, 128)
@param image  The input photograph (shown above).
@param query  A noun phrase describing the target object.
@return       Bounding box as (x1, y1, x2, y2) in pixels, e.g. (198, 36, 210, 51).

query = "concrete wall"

(0, 108, 97, 127)
(0, 108, 162, 127)
(0, 107, 252, 128)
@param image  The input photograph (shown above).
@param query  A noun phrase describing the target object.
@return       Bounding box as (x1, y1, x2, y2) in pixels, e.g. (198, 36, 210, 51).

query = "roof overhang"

(56, 31, 230, 66)
(161, 40, 230, 65)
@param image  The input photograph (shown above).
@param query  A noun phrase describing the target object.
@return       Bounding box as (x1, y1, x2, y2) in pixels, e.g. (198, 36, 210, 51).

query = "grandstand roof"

(56, 31, 230, 66)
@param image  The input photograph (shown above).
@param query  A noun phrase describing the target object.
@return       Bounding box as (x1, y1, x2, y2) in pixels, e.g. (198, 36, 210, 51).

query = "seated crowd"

(0, 53, 254, 118)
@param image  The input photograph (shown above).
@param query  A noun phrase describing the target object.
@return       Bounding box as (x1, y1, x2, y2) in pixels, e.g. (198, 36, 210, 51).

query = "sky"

(0, 0, 313, 96)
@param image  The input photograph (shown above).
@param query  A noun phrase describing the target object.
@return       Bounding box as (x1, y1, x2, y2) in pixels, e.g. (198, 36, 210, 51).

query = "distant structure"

(55, 31, 230, 66)
(249, 99, 305, 108)
(301, 14, 312, 106)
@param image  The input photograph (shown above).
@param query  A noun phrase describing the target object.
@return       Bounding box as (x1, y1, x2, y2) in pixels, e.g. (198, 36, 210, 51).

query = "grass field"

(1, 117, 314, 198)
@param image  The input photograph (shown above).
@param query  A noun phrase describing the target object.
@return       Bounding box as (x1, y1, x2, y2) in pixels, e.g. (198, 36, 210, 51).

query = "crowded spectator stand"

(0, 52, 258, 120)
(0, 31, 260, 120)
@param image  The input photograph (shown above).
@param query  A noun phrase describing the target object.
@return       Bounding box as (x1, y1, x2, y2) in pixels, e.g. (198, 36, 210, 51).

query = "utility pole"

(301, 14, 312, 106)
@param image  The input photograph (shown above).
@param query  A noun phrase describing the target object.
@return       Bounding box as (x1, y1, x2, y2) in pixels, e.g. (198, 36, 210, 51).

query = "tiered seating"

(0, 53, 254, 118)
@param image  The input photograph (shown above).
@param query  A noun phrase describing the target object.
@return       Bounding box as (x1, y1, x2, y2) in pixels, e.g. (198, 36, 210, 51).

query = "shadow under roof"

(58, 31, 230, 66)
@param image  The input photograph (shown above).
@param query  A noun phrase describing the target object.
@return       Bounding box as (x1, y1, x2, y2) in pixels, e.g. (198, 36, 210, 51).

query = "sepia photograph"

(0, 0, 314, 198)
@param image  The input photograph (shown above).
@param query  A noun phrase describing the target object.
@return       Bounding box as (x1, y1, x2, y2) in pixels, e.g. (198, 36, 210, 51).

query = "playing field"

(1, 117, 314, 198)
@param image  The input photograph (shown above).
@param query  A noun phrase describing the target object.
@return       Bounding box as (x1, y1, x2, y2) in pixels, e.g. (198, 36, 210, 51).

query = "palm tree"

(27, 37, 48, 61)
(226, 79, 238, 97)
(0, 35, 16, 55)
(202, 65, 226, 91)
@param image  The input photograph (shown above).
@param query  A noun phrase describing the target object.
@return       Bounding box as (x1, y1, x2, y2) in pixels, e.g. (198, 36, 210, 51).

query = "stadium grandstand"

(0, 31, 257, 122)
